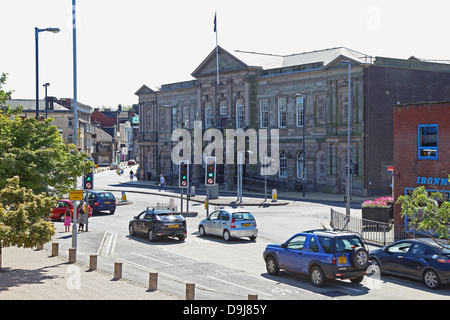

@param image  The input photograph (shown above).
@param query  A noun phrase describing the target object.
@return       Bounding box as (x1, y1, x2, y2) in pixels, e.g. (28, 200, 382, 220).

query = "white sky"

(1, 0, 450, 109)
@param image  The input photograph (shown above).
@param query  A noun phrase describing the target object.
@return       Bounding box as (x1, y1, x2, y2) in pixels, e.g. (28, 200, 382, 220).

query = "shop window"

(418, 124, 438, 159)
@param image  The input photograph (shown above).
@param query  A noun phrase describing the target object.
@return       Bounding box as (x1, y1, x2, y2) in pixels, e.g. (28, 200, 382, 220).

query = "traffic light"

(354, 162, 359, 176)
(179, 160, 189, 188)
(83, 171, 94, 190)
(205, 156, 216, 186)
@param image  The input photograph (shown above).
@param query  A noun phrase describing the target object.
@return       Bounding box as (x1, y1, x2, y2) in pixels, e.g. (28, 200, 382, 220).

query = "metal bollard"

(51, 243, 59, 256)
(148, 272, 158, 291)
(89, 255, 97, 270)
(68, 248, 76, 263)
(186, 283, 195, 300)
(113, 262, 122, 280)
(248, 294, 258, 300)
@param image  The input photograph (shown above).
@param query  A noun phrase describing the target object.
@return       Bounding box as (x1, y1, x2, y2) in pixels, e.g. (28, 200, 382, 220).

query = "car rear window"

(336, 236, 364, 253)
(155, 213, 184, 222)
(232, 212, 255, 221)
(98, 192, 115, 200)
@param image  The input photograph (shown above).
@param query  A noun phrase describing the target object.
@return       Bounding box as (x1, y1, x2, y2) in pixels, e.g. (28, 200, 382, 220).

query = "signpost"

(69, 190, 83, 248)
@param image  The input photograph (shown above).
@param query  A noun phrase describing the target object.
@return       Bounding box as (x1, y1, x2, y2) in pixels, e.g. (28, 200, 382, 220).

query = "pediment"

(191, 46, 249, 78)
(325, 55, 364, 70)
(135, 85, 154, 96)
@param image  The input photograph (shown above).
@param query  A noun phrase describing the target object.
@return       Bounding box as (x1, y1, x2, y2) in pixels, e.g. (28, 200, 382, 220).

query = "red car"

(51, 199, 92, 222)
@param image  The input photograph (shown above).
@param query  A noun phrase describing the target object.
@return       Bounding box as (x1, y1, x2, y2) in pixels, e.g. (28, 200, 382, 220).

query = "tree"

(0, 176, 56, 270)
(0, 73, 92, 196)
(396, 178, 450, 249)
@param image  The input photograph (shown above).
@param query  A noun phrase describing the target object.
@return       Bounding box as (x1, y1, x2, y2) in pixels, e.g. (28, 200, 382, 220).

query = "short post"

(51, 243, 59, 256)
(89, 255, 97, 270)
(68, 248, 76, 263)
(186, 283, 195, 300)
(36, 243, 44, 250)
(148, 272, 158, 291)
(113, 262, 122, 280)
(248, 294, 258, 300)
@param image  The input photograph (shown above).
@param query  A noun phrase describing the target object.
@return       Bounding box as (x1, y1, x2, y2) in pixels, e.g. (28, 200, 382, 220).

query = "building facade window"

(297, 151, 305, 179)
(279, 152, 288, 178)
(278, 98, 287, 128)
(220, 101, 228, 116)
(171, 108, 177, 131)
(236, 99, 245, 128)
(260, 100, 269, 128)
(418, 124, 438, 159)
(183, 106, 189, 128)
(205, 102, 213, 128)
(296, 96, 304, 127)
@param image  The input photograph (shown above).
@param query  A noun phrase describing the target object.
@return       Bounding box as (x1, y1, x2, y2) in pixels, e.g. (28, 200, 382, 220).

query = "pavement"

(0, 179, 376, 301)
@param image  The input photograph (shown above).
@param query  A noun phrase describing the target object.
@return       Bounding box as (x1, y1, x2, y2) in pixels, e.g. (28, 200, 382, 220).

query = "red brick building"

(393, 101, 450, 226)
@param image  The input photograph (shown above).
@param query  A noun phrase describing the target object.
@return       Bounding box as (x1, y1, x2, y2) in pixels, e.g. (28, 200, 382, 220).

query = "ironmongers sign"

(416, 176, 449, 186)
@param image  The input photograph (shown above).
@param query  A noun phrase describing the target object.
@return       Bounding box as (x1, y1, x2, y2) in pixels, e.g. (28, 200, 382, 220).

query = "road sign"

(69, 190, 83, 200)
(387, 166, 394, 175)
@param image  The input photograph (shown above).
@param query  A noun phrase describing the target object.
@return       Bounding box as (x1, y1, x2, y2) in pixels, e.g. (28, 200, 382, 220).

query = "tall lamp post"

(35, 27, 60, 120)
(341, 61, 352, 218)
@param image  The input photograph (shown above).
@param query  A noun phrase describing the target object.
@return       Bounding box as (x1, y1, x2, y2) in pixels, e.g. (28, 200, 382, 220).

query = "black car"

(84, 190, 116, 214)
(369, 239, 450, 289)
(129, 209, 187, 242)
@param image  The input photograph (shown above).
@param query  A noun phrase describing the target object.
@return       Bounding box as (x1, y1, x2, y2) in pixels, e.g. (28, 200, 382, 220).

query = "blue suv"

(263, 229, 369, 287)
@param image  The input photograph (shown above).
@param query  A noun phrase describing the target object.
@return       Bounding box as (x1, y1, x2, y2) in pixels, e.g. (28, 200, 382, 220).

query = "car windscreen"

(336, 236, 364, 253)
(155, 213, 184, 222)
(232, 212, 255, 221)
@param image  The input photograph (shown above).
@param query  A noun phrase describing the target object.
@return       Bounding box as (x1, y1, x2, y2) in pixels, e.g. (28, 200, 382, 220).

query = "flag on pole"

(214, 12, 217, 32)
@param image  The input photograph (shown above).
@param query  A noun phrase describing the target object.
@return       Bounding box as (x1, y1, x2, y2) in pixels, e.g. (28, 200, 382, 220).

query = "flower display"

(362, 196, 393, 208)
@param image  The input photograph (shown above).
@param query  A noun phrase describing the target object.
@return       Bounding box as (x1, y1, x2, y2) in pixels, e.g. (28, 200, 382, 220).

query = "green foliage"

(0, 73, 92, 196)
(0, 177, 56, 255)
(397, 183, 450, 247)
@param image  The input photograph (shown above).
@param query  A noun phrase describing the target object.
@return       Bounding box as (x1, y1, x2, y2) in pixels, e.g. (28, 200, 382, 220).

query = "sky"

(1, 0, 450, 109)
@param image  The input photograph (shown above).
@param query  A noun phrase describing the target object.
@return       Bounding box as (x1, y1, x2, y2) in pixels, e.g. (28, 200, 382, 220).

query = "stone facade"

(135, 46, 450, 196)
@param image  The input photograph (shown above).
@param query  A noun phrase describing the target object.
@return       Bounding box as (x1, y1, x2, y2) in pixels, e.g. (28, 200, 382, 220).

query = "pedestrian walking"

(130, 169, 134, 181)
(64, 209, 71, 232)
(159, 174, 167, 191)
(78, 201, 87, 231)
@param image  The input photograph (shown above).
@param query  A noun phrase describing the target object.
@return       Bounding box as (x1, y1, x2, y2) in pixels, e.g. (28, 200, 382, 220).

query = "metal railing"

(330, 208, 413, 247)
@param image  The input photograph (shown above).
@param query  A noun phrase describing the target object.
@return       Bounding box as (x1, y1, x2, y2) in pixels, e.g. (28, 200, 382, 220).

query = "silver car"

(198, 209, 258, 241)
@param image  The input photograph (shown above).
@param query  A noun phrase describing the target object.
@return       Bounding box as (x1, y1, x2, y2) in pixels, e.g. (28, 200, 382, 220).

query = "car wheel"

(249, 236, 257, 241)
(199, 225, 206, 236)
(223, 230, 231, 241)
(110, 209, 115, 214)
(423, 269, 441, 289)
(368, 257, 382, 275)
(178, 234, 187, 241)
(351, 247, 369, 270)
(266, 256, 279, 276)
(148, 229, 156, 242)
(129, 224, 135, 236)
(310, 266, 325, 287)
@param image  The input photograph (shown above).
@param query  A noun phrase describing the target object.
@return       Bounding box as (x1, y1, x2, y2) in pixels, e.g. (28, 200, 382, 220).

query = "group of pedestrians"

(63, 200, 88, 232)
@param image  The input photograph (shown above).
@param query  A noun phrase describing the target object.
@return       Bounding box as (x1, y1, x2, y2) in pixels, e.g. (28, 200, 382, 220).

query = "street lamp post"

(35, 27, 60, 120)
(341, 61, 352, 218)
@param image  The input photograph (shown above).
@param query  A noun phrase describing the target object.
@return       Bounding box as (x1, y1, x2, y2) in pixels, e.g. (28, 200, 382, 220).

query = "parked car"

(83, 191, 116, 214)
(127, 159, 136, 165)
(198, 209, 258, 242)
(51, 199, 92, 222)
(110, 163, 118, 170)
(369, 239, 450, 289)
(129, 209, 187, 241)
(263, 229, 369, 287)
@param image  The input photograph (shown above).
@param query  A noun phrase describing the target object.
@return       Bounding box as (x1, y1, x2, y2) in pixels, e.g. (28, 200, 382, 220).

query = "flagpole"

(215, 12, 219, 84)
